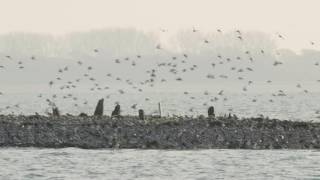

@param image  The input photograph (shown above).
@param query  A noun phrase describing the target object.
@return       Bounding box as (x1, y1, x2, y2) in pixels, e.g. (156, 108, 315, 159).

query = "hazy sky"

(0, 0, 320, 51)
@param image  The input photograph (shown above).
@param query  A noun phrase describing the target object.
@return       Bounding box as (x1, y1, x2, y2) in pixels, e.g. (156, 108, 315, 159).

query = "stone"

(111, 104, 121, 117)
(94, 99, 104, 116)
(208, 106, 215, 117)
(52, 107, 60, 117)
(79, 113, 88, 117)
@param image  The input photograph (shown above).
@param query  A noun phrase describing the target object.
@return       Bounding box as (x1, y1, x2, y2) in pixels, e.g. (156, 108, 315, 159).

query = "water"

(0, 148, 319, 179)
(1, 92, 320, 121)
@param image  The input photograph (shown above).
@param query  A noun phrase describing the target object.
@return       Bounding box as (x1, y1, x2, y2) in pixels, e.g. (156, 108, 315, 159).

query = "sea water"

(0, 148, 319, 180)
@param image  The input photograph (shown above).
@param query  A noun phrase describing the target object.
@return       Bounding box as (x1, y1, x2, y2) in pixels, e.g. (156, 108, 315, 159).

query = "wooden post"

(158, 102, 162, 117)
(138, 109, 144, 120)
(208, 106, 215, 118)
(94, 98, 104, 116)
(158, 102, 161, 117)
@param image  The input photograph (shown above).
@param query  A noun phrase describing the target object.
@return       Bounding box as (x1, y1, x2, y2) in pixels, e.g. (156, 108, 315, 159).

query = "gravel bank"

(0, 115, 319, 149)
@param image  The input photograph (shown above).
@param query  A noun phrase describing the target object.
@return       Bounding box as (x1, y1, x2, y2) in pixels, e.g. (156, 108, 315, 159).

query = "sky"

(0, 0, 320, 52)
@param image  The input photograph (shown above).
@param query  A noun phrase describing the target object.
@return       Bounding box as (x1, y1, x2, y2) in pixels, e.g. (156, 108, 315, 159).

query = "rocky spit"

(0, 114, 319, 149)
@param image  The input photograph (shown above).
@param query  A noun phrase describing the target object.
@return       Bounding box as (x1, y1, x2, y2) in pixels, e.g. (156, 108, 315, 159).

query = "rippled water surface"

(0, 148, 319, 180)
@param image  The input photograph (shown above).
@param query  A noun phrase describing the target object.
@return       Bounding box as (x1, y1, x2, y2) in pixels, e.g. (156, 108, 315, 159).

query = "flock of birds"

(0, 28, 320, 117)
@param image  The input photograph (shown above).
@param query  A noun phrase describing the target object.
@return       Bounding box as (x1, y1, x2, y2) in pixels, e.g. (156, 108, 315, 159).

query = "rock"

(79, 113, 88, 117)
(52, 107, 60, 117)
(209, 120, 223, 127)
(208, 106, 215, 117)
(94, 99, 104, 116)
(111, 104, 121, 117)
